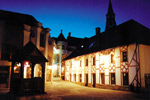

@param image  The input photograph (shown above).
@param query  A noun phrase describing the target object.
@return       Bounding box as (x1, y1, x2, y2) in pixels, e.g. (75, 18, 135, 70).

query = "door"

(111, 73, 115, 85)
(123, 73, 128, 85)
(85, 74, 88, 86)
(93, 74, 96, 87)
(101, 73, 105, 84)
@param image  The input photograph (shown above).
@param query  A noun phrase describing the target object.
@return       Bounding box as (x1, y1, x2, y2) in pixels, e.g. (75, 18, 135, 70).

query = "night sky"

(0, 0, 150, 38)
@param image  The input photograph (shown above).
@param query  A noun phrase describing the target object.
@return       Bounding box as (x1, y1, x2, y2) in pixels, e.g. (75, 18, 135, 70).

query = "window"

(100, 56, 105, 65)
(30, 30, 35, 40)
(93, 57, 95, 65)
(100, 73, 105, 84)
(122, 52, 127, 62)
(85, 59, 88, 66)
(80, 60, 82, 67)
(56, 54, 59, 63)
(62, 45, 65, 50)
(111, 54, 114, 63)
(79, 74, 82, 82)
(40, 34, 45, 47)
(56, 45, 60, 49)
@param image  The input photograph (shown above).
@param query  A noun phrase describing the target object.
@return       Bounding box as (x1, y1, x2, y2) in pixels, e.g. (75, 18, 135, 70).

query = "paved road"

(44, 80, 145, 100)
(1, 79, 146, 100)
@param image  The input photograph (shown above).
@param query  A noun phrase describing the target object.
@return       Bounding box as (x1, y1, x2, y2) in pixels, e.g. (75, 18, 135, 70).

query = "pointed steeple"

(105, 0, 116, 31)
(58, 29, 66, 41)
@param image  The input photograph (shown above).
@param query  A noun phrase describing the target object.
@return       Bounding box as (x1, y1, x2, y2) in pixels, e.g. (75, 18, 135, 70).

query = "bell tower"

(105, 0, 116, 31)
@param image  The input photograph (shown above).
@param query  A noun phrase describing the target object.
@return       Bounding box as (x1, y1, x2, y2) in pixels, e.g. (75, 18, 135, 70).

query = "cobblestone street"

(43, 79, 145, 100)
(0, 79, 146, 100)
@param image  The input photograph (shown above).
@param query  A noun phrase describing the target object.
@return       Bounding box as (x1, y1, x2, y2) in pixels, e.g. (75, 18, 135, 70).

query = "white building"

(63, 0, 150, 91)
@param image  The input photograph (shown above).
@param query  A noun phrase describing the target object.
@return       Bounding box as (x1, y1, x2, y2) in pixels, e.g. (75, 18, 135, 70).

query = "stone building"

(0, 10, 54, 93)
(63, 0, 150, 91)
(52, 30, 86, 78)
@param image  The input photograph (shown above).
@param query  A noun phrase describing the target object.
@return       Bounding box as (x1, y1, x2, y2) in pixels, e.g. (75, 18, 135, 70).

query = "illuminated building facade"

(53, 30, 86, 78)
(63, 0, 150, 90)
(0, 10, 54, 91)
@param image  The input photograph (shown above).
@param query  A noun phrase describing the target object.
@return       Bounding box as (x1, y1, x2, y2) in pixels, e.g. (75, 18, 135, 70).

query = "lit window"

(24, 61, 32, 79)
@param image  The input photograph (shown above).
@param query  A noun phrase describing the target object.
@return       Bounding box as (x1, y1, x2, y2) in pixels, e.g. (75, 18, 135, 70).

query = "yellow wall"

(139, 44, 150, 87)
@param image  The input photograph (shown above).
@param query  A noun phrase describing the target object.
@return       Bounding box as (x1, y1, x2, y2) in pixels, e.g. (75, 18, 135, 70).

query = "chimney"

(96, 27, 101, 35)
(68, 32, 71, 37)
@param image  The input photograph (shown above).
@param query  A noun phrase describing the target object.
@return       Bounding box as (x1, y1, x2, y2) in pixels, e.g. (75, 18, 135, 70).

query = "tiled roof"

(63, 19, 150, 61)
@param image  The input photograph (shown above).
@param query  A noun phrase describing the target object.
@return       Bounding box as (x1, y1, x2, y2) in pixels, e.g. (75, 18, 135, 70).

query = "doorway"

(123, 73, 128, 85)
(110, 73, 115, 85)
(85, 74, 88, 86)
(92, 74, 96, 87)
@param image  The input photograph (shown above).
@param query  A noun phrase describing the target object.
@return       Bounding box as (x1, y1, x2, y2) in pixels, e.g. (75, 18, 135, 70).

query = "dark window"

(79, 74, 82, 82)
(122, 52, 127, 62)
(101, 73, 105, 84)
(85, 59, 88, 66)
(30, 30, 35, 40)
(93, 57, 95, 65)
(123, 73, 128, 85)
(62, 45, 65, 50)
(111, 54, 114, 63)
(110, 73, 115, 85)
(40, 34, 45, 47)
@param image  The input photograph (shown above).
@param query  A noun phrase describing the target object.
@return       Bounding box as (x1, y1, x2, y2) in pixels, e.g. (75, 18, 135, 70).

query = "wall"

(64, 44, 142, 90)
(139, 44, 150, 87)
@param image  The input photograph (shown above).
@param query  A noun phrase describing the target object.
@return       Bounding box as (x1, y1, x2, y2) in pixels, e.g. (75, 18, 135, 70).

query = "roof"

(107, 0, 115, 15)
(63, 19, 150, 61)
(58, 33, 66, 41)
(0, 10, 38, 26)
(67, 36, 85, 47)
(11, 41, 48, 63)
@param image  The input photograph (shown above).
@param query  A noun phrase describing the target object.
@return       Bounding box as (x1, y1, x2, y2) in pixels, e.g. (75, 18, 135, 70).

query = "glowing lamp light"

(24, 61, 30, 66)
(48, 65, 52, 69)
(14, 66, 17, 70)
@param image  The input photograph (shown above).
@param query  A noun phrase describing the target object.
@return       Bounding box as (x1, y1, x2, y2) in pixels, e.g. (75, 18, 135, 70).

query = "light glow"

(48, 65, 52, 69)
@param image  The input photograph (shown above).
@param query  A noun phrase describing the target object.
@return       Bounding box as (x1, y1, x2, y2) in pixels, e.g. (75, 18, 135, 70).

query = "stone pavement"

(44, 80, 145, 100)
(0, 79, 147, 100)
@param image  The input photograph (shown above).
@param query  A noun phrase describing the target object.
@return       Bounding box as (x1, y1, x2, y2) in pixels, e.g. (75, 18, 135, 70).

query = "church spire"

(105, 0, 116, 31)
